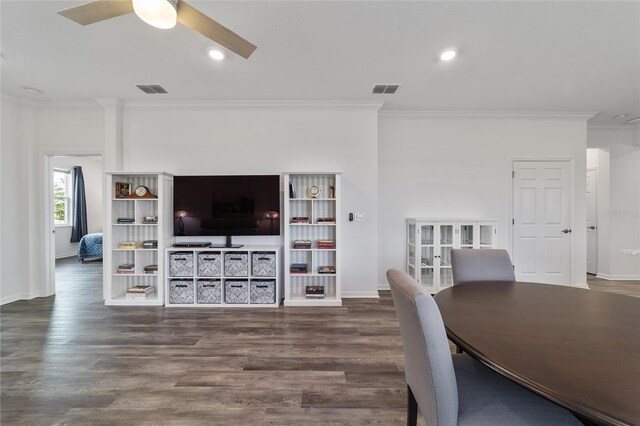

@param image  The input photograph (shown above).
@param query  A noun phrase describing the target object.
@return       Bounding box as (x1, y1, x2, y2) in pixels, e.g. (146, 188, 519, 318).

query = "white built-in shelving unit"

(103, 172, 173, 306)
(284, 172, 342, 306)
(406, 218, 496, 294)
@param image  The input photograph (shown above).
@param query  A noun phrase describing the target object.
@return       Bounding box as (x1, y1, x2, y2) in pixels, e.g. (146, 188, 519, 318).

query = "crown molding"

(587, 122, 640, 129)
(378, 110, 596, 120)
(122, 100, 385, 111)
(94, 97, 123, 109)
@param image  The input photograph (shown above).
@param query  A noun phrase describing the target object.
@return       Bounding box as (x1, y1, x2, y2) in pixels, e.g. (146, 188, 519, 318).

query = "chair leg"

(407, 384, 418, 426)
(455, 345, 463, 354)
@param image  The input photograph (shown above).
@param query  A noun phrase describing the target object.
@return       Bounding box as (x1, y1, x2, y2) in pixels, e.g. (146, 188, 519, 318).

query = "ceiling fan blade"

(58, 0, 133, 26)
(177, 1, 257, 59)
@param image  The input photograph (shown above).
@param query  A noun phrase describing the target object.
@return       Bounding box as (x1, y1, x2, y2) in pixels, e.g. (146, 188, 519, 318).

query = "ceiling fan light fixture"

(439, 48, 458, 62)
(132, 0, 178, 29)
(207, 48, 225, 61)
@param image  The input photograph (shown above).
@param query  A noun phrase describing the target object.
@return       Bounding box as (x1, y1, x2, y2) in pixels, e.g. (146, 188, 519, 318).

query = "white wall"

(588, 126, 640, 279)
(378, 114, 589, 288)
(52, 156, 104, 259)
(123, 104, 380, 297)
(1, 97, 30, 304)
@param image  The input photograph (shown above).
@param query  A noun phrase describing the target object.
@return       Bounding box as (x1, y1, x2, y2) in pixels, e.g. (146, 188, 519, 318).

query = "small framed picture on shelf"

(115, 182, 131, 199)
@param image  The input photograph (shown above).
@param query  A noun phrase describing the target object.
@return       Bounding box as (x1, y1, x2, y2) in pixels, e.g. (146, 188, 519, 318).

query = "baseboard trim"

(342, 291, 380, 298)
(596, 274, 640, 281)
(572, 283, 589, 289)
(0, 294, 28, 305)
(55, 253, 77, 260)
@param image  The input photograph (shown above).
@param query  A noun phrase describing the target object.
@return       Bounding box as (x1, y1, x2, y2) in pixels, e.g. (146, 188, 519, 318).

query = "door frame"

(510, 157, 575, 285)
(586, 167, 598, 275)
(44, 152, 104, 297)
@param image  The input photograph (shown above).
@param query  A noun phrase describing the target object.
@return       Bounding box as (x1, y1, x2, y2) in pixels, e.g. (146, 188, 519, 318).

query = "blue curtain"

(70, 166, 88, 243)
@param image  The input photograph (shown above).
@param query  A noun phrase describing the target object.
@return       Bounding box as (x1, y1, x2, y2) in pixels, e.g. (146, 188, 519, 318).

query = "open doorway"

(48, 155, 104, 295)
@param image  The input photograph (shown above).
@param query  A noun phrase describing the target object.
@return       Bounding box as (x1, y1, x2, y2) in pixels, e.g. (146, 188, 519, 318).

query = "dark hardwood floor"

(587, 274, 640, 298)
(1, 258, 409, 425)
(1, 259, 638, 424)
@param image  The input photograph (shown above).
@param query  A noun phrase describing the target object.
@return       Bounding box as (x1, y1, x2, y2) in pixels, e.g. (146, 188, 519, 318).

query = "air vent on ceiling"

(372, 84, 401, 94)
(136, 84, 168, 94)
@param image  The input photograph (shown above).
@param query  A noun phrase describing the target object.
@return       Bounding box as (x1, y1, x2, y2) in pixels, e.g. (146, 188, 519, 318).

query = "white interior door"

(586, 169, 598, 275)
(513, 161, 571, 284)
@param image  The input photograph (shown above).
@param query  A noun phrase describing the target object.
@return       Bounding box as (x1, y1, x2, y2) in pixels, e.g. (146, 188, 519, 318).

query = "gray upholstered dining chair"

(450, 249, 515, 285)
(387, 269, 581, 426)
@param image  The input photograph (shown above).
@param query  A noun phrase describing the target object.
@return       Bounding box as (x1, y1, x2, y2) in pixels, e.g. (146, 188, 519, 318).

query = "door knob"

(561, 228, 572, 234)
(587, 226, 596, 230)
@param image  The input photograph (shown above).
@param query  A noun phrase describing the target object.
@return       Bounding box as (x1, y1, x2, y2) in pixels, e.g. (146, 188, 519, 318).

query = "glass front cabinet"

(406, 218, 496, 293)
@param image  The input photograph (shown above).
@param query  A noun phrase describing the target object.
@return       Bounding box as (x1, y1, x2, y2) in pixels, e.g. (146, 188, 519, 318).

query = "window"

(53, 169, 72, 226)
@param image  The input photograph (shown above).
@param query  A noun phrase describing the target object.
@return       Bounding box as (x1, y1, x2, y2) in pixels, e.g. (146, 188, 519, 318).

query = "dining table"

(434, 281, 640, 426)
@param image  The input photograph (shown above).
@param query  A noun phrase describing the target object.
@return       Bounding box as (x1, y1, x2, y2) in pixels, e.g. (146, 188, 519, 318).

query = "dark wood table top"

(434, 282, 640, 426)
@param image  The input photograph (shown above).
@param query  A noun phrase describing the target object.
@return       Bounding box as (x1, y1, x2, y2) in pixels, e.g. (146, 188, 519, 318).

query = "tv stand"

(215, 235, 243, 248)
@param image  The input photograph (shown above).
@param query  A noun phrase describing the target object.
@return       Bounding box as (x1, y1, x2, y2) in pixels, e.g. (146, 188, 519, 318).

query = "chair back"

(451, 249, 515, 285)
(387, 269, 458, 426)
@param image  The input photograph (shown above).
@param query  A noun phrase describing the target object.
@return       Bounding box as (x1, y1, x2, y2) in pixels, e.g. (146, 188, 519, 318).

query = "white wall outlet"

(354, 213, 366, 222)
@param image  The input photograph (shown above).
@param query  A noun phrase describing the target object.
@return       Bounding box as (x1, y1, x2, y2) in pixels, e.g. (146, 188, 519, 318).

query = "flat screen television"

(173, 175, 280, 238)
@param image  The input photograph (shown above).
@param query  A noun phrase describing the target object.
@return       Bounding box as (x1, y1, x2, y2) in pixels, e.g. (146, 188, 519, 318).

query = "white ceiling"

(1, 1, 639, 122)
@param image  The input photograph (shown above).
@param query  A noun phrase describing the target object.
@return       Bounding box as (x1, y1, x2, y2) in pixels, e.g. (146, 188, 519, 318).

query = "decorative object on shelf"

(290, 263, 309, 274)
(317, 217, 336, 224)
(293, 239, 312, 249)
(291, 216, 309, 224)
(144, 264, 158, 274)
(263, 211, 280, 234)
(142, 216, 158, 224)
(307, 184, 321, 199)
(176, 210, 187, 235)
(127, 185, 157, 199)
(329, 185, 335, 198)
(142, 240, 158, 249)
(318, 265, 336, 274)
(289, 182, 297, 199)
(117, 263, 135, 274)
(126, 285, 155, 300)
(317, 239, 335, 249)
(305, 285, 325, 299)
(118, 241, 143, 249)
(115, 182, 131, 198)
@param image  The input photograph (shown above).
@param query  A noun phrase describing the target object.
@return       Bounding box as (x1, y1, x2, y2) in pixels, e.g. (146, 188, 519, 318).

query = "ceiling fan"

(57, 0, 256, 59)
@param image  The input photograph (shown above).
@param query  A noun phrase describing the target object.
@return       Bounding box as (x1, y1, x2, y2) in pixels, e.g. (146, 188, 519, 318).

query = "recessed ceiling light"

(208, 48, 225, 61)
(23, 87, 42, 96)
(440, 48, 457, 62)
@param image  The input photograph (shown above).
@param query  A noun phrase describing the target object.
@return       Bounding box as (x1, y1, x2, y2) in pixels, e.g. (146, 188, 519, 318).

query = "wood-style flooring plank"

(1, 257, 635, 424)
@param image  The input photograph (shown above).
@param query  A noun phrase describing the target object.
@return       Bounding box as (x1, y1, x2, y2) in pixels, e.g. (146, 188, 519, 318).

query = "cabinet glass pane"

(440, 268, 453, 288)
(408, 245, 415, 265)
(408, 224, 415, 245)
(408, 265, 415, 278)
(440, 247, 452, 267)
(460, 225, 474, 246)
(421, 225, 434, 245)
(420, 268, 434, 287)
(421, 247, 434, 267)
(480, 225, 493, 246)
(440, 225, 453, 245)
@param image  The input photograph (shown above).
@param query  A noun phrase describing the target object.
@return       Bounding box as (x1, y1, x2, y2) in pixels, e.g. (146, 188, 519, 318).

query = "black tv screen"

(173, 175, 280, 236)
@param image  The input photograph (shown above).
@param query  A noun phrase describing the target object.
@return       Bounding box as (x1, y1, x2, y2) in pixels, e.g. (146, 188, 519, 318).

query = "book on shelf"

(316, 217, 336, 223)
(291, 217, 309, 224)
(143, 264, 158, 274)
(292, 239, 312, 249)
(316, 240, 335, 249)
(125, 285, 155, 299)
(118, 241, 143, 249)
(317, 265, 336, 274)
(305, 285, 325, 299)
(142, 240, 158, 249)
(142, 216, 158, 224)
(117, 217, 135, 224)
(290, 263, 309, 274)
(117, 263, 135, 274)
